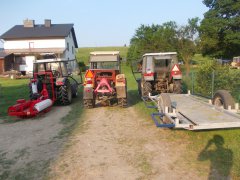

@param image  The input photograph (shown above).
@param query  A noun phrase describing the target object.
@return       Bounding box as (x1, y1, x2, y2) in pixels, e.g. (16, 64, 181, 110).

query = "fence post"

(211, 70, 215, 98)
(191, 72, 194, 95)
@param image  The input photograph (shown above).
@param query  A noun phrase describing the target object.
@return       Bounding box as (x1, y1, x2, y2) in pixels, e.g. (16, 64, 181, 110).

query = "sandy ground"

(0, 106, 71, 179)
(48, 106, 203, 180)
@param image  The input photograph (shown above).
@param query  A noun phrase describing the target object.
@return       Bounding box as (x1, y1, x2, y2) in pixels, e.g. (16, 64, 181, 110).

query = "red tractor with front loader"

(8, 54, 82, 118)
(83, 51, 127, 108)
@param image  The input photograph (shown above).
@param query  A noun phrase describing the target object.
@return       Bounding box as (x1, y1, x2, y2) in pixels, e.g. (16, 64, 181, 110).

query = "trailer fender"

(83, 87, 94, 99)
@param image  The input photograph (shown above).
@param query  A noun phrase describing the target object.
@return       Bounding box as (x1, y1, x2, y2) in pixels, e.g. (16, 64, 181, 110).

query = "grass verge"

(0, 78, 29, 121)
(123, 62, 240, 178)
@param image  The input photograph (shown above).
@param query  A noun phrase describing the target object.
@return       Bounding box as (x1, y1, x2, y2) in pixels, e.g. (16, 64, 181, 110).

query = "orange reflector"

(85, 70, 94, 78)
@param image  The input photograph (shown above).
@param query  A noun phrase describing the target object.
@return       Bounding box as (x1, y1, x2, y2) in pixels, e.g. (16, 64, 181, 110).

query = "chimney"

(23, 19, 35, 28)
(44, 19, 51, 27)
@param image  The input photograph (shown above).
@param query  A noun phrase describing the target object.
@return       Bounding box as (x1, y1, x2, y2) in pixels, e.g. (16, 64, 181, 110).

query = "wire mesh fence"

(183, 69, 240, 102)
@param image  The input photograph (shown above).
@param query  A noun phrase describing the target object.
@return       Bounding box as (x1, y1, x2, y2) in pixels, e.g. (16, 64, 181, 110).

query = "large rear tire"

(142, 81, 152, 98)
(212, 90, 235, 110)
(173, 80, 182, 94)
(57, 80, 72, 105)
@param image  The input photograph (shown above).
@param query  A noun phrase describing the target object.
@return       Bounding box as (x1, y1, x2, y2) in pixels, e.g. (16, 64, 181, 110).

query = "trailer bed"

(168, 94, 240, 130)
(148, 94, 240, 130)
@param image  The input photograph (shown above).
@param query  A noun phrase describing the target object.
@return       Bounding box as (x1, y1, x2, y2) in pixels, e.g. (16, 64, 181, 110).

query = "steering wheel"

(52, 70, 61, 78)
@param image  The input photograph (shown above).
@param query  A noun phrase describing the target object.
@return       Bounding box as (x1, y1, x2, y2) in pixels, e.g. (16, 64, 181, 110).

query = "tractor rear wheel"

(57, 80, 72, 105)
(71, 83, 78, 98)
(212, 90, 235, 110)
(142, 81, 152, 98)
(173, 80, 182, 94)
(83, 99, 95, 108)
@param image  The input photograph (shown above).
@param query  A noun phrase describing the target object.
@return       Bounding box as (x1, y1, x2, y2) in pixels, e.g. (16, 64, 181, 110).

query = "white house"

(0, 19, 78, 74)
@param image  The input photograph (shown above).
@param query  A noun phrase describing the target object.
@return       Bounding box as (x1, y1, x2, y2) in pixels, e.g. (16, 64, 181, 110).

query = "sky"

(0, 0, 208, 48)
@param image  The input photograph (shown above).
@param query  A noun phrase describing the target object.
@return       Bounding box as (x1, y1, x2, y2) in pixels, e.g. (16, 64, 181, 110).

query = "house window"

(29, 42, 34, 49)
(67, 42, 69, 51)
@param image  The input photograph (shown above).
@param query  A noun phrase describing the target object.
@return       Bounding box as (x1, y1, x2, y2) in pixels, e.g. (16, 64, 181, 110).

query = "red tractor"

(83, 51, 127, 108)
(8, 54, 82, 118)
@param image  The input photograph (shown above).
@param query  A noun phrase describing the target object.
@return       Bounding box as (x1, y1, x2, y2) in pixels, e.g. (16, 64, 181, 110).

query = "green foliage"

(127, 22, 177, 64)
(127, 19, 200, 76)
(200, 0, 240, 58)
(194, 60, 240, 101)
(78, 61, 87, 72)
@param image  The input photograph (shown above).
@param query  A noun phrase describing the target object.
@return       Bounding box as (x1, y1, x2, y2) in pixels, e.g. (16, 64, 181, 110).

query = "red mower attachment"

(8, 72, 55, 118)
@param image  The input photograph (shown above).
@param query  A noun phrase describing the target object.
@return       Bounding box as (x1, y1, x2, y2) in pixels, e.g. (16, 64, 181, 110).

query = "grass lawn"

(0, 78, 29, 120)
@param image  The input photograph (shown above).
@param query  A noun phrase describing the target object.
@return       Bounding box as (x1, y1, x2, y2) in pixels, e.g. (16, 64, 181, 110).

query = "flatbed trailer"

(145, 93, 240, 130)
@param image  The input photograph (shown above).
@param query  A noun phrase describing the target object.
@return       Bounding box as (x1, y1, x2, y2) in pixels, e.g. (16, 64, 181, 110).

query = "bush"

(78, 62, 87, 72)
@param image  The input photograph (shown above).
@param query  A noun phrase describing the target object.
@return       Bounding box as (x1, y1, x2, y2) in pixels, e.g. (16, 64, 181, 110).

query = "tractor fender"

(55, 78, 66, 86)
(83, 87, 94, 99)
(116, 74, 127, 98)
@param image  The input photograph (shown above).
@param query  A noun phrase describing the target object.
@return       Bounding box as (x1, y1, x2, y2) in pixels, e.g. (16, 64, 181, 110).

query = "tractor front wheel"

(118, 98, 127, 108)
(57, 80, 72, 105)
(83, 99, 95, 108)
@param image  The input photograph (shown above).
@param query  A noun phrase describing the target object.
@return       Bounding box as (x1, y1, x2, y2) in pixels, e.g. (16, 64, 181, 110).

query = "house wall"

(4, 39, 65, 49)
(64, 31, 76, 60)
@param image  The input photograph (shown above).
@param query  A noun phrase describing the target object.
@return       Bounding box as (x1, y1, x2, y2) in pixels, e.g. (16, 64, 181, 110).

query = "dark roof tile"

(0, 24, 78, 48)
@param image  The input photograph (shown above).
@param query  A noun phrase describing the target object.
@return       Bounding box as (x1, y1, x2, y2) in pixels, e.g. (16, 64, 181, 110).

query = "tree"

(127, 22, 177, 64)
(127, 19, 200, 76)
(200, 0, 240, 58)
(176, 17, 200, 76)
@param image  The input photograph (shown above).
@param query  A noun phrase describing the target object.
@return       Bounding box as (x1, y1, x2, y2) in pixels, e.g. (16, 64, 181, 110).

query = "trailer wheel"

(173, 80, 182, 94)
(57, 80, 72, 105)
(118, 98, 127, 108)
(142, 81, 152, 98)
(159, 93, 173, 124)
(212, 90, 235, 110)
(83, 99, 95, 108)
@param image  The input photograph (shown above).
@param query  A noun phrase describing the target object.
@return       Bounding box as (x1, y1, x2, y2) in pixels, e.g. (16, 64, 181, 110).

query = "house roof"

(0, 50, 8, 58)
(0, 24, 78, 48)
(4, 48, 65, 54)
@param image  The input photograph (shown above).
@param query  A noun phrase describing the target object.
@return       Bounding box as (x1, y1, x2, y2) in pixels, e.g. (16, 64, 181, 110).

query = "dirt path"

(0, 106, 71, 180)
(49, 106, 203, 180)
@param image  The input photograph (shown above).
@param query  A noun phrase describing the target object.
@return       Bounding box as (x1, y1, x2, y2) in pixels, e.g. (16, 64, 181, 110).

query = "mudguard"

(116, 74, 127, 98)
(83, 87, 94, 99)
